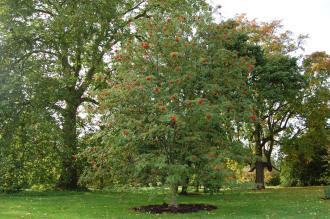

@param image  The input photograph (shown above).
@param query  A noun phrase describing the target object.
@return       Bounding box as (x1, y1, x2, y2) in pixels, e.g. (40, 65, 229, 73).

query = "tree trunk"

(57, 102, 79, 190)
(255, 142, 265, 189)
(170, 184, 178, 207)
(180, 176, 189, 195)
(195, 184, 199, 192)
(181, 185, 188, 195)
(254, 123, 265, 189)
(98, 177, 104, 190)
(255, 160, 265, 189)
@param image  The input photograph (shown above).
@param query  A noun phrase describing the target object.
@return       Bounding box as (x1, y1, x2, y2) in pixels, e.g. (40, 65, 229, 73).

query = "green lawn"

(0, 187, 329, 219)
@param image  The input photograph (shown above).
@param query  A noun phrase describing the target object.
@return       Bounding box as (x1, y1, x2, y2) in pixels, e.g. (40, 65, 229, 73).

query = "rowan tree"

(84, 11, 263, 204)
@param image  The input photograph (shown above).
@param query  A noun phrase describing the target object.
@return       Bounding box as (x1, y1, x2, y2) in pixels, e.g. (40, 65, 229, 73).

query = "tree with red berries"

(89, 12, 261, 205)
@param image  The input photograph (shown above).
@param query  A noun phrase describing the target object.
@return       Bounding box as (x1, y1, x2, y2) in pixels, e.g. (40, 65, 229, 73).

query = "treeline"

(0, 0, 328, 199)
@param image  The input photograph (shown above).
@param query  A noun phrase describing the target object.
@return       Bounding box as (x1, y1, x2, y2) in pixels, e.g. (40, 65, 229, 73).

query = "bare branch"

(81, 97, 98, 105)
(51, 104, 65, 115)
(35, 9, 55, 16)
(133, 8, 151, 20)
(122, 0, 147, 16)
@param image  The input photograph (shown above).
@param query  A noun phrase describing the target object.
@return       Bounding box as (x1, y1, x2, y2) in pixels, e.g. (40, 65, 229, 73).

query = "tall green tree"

(235, 16, 307, 189)
(280, 52, 330, 186)
(247, 54, 305, 189)
(0, 47, 61, 191)
(0, 0, 194, 189)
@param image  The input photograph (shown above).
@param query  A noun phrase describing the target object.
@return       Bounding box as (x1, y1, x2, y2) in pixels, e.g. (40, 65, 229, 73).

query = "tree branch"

(122, 0, 147, 16)
(81, 97, 98, 105)
(272, 165, 280, 172)
(74, 46, 82, 77)
(14, 49, 57, 64)
(35, 8, 55, 17)
(276, 111, 292, 133)
(51, 104, 65, 115)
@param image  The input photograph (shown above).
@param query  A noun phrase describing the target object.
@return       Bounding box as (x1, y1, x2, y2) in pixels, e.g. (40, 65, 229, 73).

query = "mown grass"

(0, 187, 329, 219)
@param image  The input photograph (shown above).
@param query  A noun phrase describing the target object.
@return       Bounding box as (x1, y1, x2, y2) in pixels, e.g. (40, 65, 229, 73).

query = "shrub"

(266, 170, 281, 186)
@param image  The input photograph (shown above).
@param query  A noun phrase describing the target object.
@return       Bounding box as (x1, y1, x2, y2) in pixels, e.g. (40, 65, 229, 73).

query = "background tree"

(233, 16, 307, 189)
(280, 52, 330, 186)
(0, 49, 61, 191)
(247, 54, 305, 189)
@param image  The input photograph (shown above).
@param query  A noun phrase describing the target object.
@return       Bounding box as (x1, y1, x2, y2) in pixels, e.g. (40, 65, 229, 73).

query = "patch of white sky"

(207, 0, 330, 55)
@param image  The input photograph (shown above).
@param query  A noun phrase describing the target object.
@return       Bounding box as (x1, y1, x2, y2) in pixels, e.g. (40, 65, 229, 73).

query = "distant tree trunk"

(195, 184, 199, 192)
(181, 185, 188, 195)
(98, 177, 105, 190)
(180, 176, 189, 195)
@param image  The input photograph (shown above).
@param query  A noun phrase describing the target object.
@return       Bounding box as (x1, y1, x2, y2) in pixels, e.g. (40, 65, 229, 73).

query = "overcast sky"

(208, 0, 330, 54)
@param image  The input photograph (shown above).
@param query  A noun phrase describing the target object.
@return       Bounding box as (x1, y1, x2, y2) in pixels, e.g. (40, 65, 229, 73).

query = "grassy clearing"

(0, 187, 329, 219)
